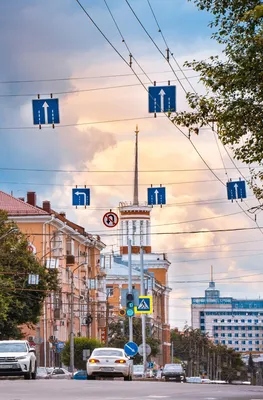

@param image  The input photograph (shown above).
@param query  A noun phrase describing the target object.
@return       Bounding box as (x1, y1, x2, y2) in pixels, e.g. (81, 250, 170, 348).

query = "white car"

(87, 347, 133, 381)
(49, 367, 72, 379)
(0, 340, 37, 380)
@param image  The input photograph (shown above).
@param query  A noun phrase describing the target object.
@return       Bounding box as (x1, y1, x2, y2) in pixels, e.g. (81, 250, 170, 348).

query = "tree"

(171, 0, 263, 198)
(108, 318, 161, 363)
(61, 338, 102, 370)
(0, 210, 59, 339)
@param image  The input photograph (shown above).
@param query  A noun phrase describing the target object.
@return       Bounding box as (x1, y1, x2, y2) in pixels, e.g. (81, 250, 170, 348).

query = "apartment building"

(0, 190, 106, 366)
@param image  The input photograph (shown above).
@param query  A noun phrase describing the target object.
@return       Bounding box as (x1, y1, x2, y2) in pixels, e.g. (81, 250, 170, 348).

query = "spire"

(133, 125, 139, 205)
(211, 265, 214, 282)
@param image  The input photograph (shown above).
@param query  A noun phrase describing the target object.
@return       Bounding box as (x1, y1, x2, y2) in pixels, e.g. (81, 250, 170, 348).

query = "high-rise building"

(191, 268, 263, 353)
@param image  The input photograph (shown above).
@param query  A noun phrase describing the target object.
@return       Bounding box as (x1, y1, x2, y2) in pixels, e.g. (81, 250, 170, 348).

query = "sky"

(1, 0, 263, 330)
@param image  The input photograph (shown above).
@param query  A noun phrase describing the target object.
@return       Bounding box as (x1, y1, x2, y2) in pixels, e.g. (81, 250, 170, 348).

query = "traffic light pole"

(128, 239, 133, 342)
(140, 247, 147, 377)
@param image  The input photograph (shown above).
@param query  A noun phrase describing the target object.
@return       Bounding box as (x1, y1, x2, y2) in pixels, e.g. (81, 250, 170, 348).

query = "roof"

(0, 191, 49, 216)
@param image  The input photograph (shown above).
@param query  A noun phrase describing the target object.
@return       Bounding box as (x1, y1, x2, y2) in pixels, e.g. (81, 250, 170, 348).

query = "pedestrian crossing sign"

(135, 296, 152, 314)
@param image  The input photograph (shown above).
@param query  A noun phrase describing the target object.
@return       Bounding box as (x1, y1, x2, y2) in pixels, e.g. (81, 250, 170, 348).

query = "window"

(200, 318, 205, 323)
(228, 340, 232, 344)
(234, 326, 239, 330)
(248, 319, 252, 323)
(242, 333, 246, 338)
(214, 326, 219, 330)
(256, 334, 259, 337)
(214, 333, 218, 338)
(241, 327, 245, 330)
(255, 319, 259, 323)
(227, 319, 231, 323)
(221, 326, 225, 331)
(221, 319, 225, 323)
(106, 286, 114, 297)
(227, 326, 232, 330)
(235, 341, 239, 344)
(132, 221, 136, 245)
(255, 326, 259, 330)
(248, 334, 252, 338)
(249, 348, 253, 351)
(234, 319, 238, 323)
(248, 326, 252, 330)
(249, 341, 253, 345)
(256, 341, 260, 345)
(221, 340, 225, 344)
(235, 348, 239, 351)
(228, 334, 232, 338)
(214, 340, 218, 344)
(242, 340, 246, 345)
(241, 319, 245, 323)
(66, 236, 74, 256)
(213, 319, 218, 323)
(234, 333, 239, 338)
(221, 333, 225, 337)
(242, 348, 246, 351)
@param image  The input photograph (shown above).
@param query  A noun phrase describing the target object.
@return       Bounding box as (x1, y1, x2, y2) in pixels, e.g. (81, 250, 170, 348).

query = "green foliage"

(171, 327, 245, 381)
(61, 337, 102, 370)
(108, 317, 161, 363)
(0, 210, 59, 339)
(171, 0, 263, 198)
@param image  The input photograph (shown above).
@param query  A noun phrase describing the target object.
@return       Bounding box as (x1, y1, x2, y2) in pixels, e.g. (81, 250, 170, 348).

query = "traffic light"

(119, 309, 126, 317)
(126, 293, 134, 317)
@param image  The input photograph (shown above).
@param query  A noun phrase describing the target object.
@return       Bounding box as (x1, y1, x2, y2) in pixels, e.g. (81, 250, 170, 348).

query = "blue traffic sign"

(72, 188, 90, 206)
(149, 85, 176, 113)
(136, 296, 152, 314)
(147, 187, 166, 205)
(148, 362, 154, 369)
(227, 180, 247, 200)
(124, 341, 138, 357)
(32, 98, 60, 125)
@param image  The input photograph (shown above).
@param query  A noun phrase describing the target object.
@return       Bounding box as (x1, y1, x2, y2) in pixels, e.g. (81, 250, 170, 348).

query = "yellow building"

(0, 190, 106, 367)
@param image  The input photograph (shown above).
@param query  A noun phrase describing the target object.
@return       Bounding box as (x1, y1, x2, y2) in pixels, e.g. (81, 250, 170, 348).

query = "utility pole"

(105, 300, 109, 346)
(171, 341, 174, 363)
(140, 247, 147, 377)
(128, 239, 133, 342)
(70, 271, 74, 374)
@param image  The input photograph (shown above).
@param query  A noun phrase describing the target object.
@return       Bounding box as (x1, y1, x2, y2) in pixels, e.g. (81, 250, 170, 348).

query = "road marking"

(147, 397, 170, 399)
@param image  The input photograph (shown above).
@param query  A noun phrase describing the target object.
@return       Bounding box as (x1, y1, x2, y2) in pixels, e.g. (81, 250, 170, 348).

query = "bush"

(61, 337, 102, 370)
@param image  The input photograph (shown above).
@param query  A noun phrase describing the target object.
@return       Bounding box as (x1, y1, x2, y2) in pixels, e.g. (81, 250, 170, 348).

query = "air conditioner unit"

(66, 255, 75, 265)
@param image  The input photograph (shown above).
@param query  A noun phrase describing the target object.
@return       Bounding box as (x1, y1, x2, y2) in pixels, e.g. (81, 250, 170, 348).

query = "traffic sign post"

(135, 296, 153, 314)
(227, 180, 247, 201)
(103, 211, 119, 228)
(72, 188, 90, 207)
(124, 341, 138, 357)
(32, 98, 60, 126)
(147, 187, 166, 206)
(148, 85, 176, 113)
(138, 344, 151, 356)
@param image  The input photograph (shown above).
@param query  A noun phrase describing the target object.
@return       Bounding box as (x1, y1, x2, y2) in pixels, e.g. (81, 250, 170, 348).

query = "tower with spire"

(119, 125, 152, 255)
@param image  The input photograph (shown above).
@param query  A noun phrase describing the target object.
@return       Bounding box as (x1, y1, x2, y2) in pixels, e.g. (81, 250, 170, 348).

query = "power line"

(0, 76, 199, 98)
(0, 69, 193, 85)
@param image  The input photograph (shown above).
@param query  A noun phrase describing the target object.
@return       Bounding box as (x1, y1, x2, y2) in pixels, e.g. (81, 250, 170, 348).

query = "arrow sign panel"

(148, 85, 176, 113)
(32, 98, 60, 125)
(147, 187, 166, 205)
(124, 341, 138, 357)
(72, 188, 90, 206)
(227, 180, 247, 200)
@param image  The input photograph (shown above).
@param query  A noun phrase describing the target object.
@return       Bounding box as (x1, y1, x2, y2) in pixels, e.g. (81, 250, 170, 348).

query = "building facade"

(192, 279, 263, 353)
(104, 126, 171, 365)
(0, 190, 106, 367)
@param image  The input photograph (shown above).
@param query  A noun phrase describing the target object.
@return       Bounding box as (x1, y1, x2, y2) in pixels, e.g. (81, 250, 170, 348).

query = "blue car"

(73, 370, 87, 380)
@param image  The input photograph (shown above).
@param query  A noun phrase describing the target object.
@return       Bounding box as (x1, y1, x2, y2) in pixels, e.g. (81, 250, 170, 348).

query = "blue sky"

(1, 1, 262, 329)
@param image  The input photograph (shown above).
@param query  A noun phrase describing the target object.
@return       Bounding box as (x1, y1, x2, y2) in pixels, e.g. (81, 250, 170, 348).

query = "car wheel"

(165, 377, 169, 382)
(124, 375, 130, 381)
(24, 364, 32, 380)
(87, 375, 95, 380)
(31, 363, 37, 380)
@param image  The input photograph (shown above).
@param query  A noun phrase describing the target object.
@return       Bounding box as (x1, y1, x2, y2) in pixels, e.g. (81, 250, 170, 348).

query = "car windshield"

(134, 365, 144, 371)
(164, 364, 181, 370)
(93, 349, 123, 357)
(0, 343, 27, 353)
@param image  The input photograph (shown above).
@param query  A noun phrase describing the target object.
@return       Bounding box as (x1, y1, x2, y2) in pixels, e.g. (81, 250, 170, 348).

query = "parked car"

(49, 367, 72, 379)
(201, 378, 211, 384)
(162, 363, 186, 382)
(87, 347, 133, 381)
(73, 370, 87, 380)
(186, 377, 202, 383)
(37, 367, 50, 379)
(0, 340, 37, 380)
(133, 365, 144, 378)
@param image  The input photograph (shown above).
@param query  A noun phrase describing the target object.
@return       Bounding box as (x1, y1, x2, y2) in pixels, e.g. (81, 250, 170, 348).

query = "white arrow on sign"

(154, 189, 159, 204)
(234, 183, 239, 199)
(159, 89, 166, 111)
(126, 344, 136, 353)
(75, 191, 87, 205)
(42, 102, 49, 124)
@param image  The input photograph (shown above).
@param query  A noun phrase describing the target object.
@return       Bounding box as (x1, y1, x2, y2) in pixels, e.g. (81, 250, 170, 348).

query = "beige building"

(0, 190, 106, 367)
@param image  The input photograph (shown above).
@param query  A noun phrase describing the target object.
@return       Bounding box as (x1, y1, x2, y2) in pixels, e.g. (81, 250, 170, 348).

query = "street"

(1, 380, 263, 400)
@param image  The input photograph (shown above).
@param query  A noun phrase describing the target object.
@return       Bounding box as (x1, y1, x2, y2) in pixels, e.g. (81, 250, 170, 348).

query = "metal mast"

(133, 125, 139, 205)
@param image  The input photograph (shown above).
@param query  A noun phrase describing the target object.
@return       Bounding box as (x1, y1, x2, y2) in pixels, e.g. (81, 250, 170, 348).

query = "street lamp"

(70, 262, 87, 374)
(0, 227, 19, 242)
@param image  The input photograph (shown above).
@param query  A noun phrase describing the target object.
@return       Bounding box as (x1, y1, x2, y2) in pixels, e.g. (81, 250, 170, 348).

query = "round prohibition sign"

(103, 211, 119, 228)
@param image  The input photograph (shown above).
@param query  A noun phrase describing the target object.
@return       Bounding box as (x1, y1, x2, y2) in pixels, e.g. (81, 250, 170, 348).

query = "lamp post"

(0, 227, 19, 242)
(70, 262, 87, 374)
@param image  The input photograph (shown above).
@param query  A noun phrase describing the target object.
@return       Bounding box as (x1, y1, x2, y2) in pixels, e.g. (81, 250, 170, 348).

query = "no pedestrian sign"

(103, 212, 119, 228)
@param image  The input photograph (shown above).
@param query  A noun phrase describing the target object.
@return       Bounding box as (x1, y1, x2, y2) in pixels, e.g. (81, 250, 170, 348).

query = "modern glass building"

(191, 280, 263, 353)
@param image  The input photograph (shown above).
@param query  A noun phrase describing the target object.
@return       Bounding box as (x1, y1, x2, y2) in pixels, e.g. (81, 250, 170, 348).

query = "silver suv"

(0, 340, 37, 379)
